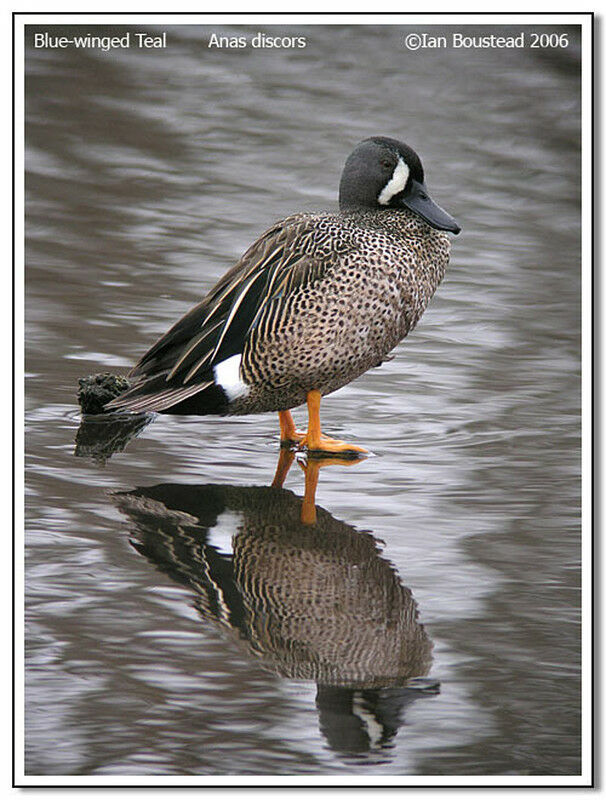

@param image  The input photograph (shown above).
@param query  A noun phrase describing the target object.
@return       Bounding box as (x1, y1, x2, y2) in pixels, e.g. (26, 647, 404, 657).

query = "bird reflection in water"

(113, 449, 440, 759)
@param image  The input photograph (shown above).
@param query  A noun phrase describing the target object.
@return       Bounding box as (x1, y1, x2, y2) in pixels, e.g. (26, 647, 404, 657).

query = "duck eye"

(380, 159, 392, 170)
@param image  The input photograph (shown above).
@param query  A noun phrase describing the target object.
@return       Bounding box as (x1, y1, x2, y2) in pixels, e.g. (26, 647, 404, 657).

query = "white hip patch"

(378, 157, 410, 205)
(213, 353, 249, 402)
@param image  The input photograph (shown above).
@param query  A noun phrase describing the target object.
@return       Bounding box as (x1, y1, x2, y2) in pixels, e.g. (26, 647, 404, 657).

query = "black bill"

(399, 179, 461, 234)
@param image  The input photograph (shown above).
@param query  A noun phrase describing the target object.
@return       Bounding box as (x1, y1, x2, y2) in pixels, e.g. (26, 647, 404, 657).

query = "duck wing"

(106, 213, 336, 413)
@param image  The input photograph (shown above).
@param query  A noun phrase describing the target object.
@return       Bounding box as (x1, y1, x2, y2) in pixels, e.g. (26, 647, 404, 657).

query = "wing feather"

(166, 317, 224, 381)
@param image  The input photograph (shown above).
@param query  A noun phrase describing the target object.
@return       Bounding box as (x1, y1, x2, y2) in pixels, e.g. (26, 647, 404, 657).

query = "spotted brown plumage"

(106, 136, 460, 454)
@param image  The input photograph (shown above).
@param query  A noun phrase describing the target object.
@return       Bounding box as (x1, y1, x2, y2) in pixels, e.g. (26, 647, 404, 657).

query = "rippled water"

(24, 23, 582, 778)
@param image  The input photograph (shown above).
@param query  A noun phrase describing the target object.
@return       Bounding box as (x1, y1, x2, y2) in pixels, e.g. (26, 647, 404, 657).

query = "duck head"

(339, 136, 461, 234)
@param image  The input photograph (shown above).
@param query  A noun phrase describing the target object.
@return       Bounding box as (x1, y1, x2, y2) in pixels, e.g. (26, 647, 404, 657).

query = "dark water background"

(25, 23, 582, 777)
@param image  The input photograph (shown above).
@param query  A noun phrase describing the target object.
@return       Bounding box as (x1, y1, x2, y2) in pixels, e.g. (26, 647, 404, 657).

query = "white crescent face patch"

(378, 157, 410, 206)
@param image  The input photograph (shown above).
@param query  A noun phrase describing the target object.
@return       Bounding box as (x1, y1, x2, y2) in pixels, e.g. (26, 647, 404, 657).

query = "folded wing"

(106, 214, 335, 413)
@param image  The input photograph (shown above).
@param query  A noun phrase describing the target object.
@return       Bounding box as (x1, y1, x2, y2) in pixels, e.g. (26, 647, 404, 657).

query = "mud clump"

(77, 373, 131, 415)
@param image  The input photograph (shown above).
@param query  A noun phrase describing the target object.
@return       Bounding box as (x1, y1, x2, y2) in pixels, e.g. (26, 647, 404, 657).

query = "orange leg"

(278, 409, 305, 446)
(299, 390, 368, 456)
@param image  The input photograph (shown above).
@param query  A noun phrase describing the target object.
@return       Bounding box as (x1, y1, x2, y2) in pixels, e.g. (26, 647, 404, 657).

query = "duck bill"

(400, 179, 461, 234)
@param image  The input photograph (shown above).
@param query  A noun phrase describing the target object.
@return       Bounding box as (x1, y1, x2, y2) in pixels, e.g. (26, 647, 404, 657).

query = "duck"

(106, 136, 460, 454)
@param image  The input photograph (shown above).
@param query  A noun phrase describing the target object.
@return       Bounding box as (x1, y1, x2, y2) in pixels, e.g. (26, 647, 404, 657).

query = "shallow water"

(24, 22, 582, 777)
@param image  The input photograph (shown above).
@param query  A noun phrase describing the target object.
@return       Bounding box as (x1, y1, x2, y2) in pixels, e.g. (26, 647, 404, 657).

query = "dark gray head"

(339, 136, 460, 234)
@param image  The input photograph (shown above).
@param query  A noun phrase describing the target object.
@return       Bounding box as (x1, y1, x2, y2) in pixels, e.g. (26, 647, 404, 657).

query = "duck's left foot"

(280, 432, 306, 448)
(278, 410, 306, 448)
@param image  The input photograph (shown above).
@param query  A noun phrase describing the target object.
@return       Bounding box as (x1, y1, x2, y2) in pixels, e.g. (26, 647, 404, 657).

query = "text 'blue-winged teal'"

(106, 137, 461, 454)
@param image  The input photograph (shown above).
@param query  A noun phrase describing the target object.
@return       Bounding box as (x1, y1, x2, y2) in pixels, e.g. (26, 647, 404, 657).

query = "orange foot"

(278, 398, 369, 457)
(281, 431, 306, 447)
(300, 433, 368, 457)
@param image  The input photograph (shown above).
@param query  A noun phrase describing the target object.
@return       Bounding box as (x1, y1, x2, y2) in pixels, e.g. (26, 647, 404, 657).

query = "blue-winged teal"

(107, 136, 460, 454)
